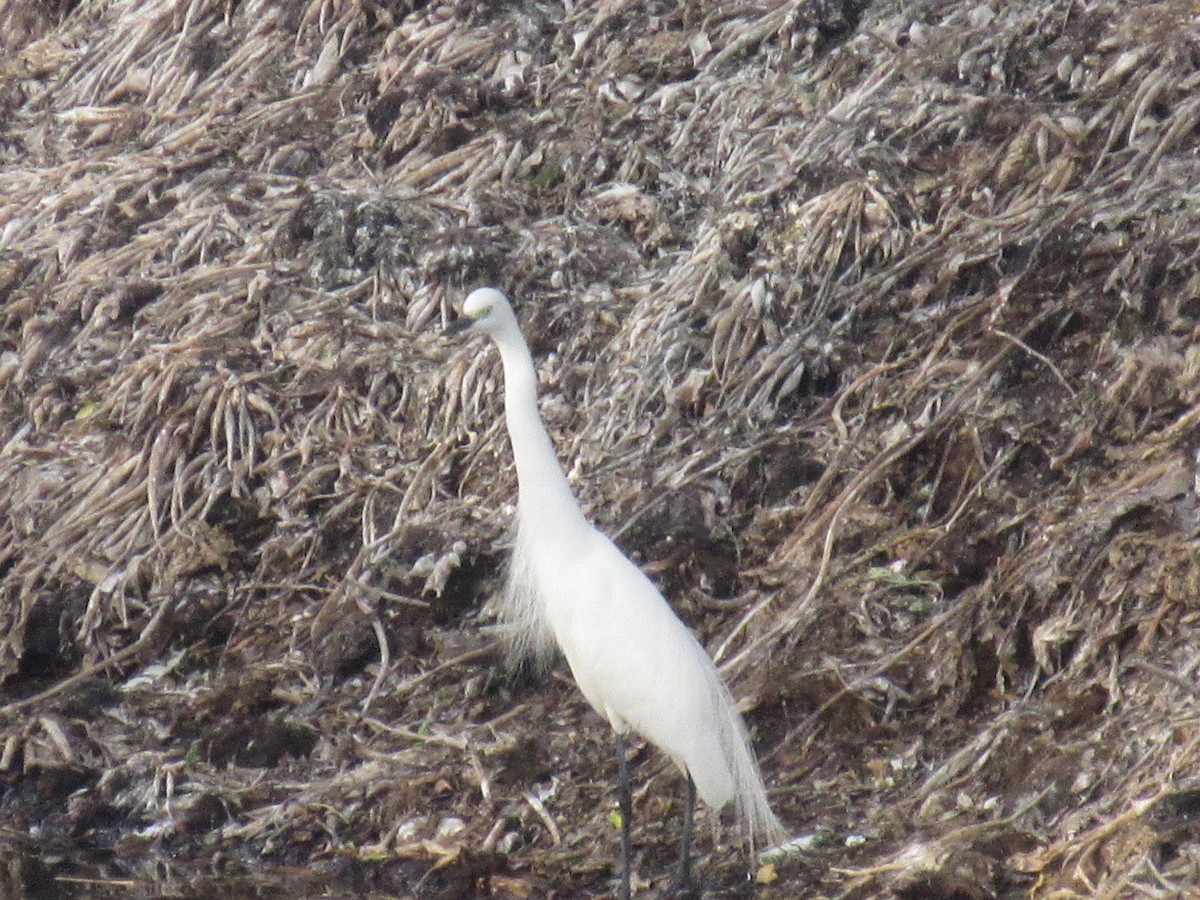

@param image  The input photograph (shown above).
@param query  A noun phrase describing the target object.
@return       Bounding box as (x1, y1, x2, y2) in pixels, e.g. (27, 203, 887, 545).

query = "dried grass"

(2, 0, 1200, 896)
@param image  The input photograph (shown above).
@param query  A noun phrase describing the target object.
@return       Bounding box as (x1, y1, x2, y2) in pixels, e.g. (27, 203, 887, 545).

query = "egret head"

(443, 287, 517, 339)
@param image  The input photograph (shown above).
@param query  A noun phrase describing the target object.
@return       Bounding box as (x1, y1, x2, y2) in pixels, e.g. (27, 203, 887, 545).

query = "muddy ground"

(2, 0, 1200, 897)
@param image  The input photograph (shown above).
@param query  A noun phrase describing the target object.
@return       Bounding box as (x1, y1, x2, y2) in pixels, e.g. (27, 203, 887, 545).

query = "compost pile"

(2, 0, 1199, 897)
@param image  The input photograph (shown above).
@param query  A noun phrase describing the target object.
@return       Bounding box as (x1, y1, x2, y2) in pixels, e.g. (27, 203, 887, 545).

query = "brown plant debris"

(2, 0, 1200, 897)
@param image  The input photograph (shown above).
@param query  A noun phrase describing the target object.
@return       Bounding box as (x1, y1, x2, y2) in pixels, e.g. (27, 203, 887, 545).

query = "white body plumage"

(447, 287, 784, 852)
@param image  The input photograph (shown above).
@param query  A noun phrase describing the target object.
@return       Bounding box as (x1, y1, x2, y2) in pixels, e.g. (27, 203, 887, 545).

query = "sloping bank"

(1, 0, 1198, 896)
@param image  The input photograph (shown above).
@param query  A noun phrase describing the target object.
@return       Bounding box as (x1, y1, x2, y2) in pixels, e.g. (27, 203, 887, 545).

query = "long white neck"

(493, 330, 588, 533)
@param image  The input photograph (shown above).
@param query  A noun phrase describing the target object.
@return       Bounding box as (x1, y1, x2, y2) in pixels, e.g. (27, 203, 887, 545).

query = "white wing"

(541, 526, 784, 847)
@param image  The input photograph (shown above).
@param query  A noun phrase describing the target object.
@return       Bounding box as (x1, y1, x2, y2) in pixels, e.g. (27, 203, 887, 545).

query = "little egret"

(444, 287, 784, 897)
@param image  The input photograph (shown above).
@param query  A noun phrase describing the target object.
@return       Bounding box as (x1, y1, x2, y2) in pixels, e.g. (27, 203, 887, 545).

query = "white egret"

(444, 287, 784, 897)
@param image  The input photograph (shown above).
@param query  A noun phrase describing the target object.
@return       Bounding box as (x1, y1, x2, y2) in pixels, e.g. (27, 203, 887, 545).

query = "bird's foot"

(661, 872, 702, 899)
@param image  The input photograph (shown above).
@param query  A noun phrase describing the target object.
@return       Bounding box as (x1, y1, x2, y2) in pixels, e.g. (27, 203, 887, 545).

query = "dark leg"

(665, 775, 699, 898)
(614, 732, 633, 900)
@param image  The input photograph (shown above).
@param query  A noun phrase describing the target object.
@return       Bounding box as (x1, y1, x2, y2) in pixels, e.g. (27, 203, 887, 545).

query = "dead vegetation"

(1, 0, 1199, 896)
